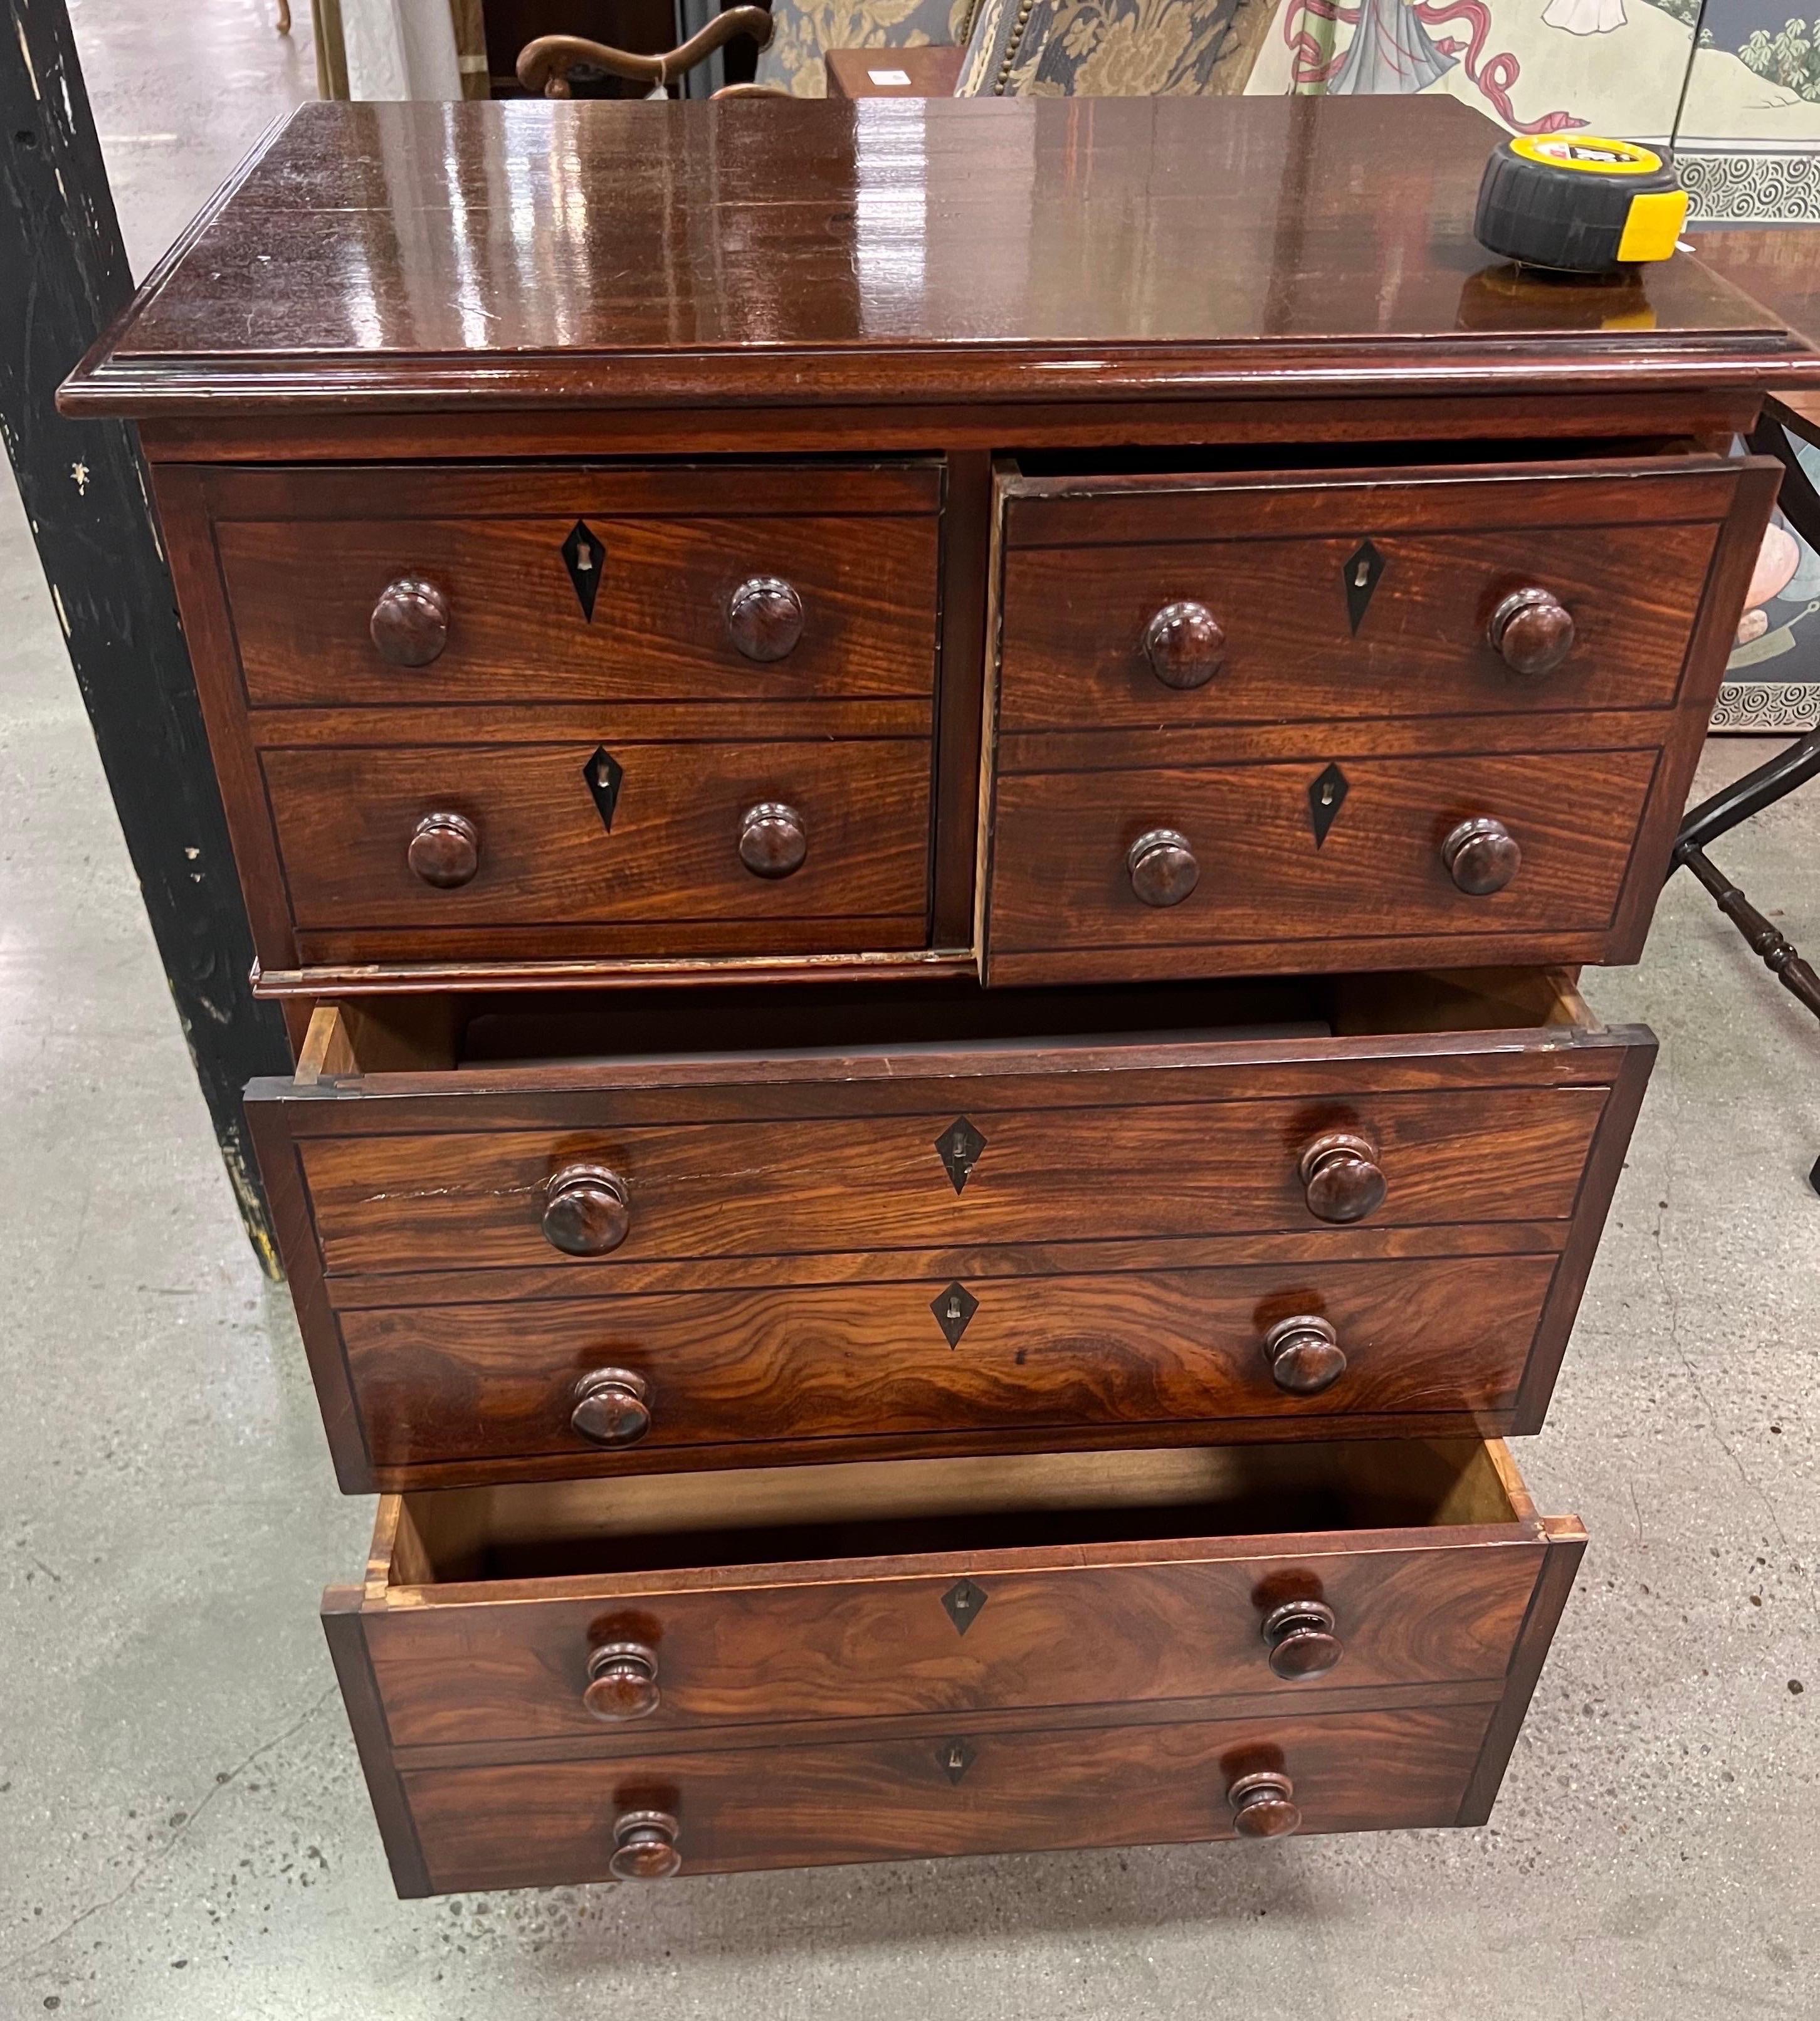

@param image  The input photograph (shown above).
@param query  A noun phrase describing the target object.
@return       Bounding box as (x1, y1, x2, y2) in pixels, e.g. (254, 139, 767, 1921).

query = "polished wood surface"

(261, 735, 931, 955)
(248, 975, 1650, 1489)
(62, 100, 1813, 419)
(986, 748, 1656, 983)
(334, 1254, 1562, 1475)
(994, 457, 1737, 732)
(1690, 224, 1820, 433)
(213, 463, 940, 708)
(397, 1703, 1495, 1890)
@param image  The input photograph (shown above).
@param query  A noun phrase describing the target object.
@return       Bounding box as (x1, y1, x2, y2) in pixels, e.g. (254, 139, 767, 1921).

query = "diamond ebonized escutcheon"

(584, 746, 624, 831)
(1343, 540, 1384, 634)
(931, 1281, 979, 1348)
(942, 1578, 987, 1634)
(935, 1117, 987, 1195)
(1307, 762, 1349, 848)
(562, 520, 606, 621)
(939, 1738, 977, 1785)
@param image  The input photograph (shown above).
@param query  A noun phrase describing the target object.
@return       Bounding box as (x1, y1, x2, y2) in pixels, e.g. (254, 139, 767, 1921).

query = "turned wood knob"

(609, 1808, 681, 1881)
(1261, 1600, 1343, 1680)
(1442, 816, 1522, 896)
(1488, 586, 1574, 676)
(1142, 601, 1225, 690)
(407, 811, 479, 889)
(1299, 1131, 1385, 1224)
(369, 576, 450, 666)
(727, 576, 804, 661)
(1263, 1315, 1347, 1397)
(543, 1165, 631, 1256)
(584, 1640, 661, 1720)
(1228, 1770, 1301, 1839)
(1127, 828, 1199, 908)
(738, 801, 808, 878)
(571, 1367, 651, 1446)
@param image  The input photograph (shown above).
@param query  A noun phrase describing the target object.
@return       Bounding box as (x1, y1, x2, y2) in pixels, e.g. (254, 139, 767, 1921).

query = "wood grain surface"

(294, 1083, 1606, 1277)
(220, 490, 939, 708)
(985, 749, 1656, 979)
(261, 736, 931, 942)
(360, 1529, 1546, 1749)
(61, 98, 1812, 420)
(338, 1254, 1560, 1473)
(396, 1702, 1495, 1889)
(996, 466, 1728, 732)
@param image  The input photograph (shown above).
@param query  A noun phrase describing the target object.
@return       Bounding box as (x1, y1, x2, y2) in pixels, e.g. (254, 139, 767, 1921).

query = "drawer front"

(342, 1254, 1562, 1474)
(217, 464, 941, 708)
(399, 1704, 1495, 1889)
(362, 1532, 1546, 1748)
(986, 748, 1655, 981)
(996, 459, 1740, 733)
(263, 737, 931, 947)
(298, 1084, 1606, 1276)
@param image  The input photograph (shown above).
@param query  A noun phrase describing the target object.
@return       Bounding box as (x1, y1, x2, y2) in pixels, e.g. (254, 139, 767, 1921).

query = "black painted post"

(2, 0, 292, 1271)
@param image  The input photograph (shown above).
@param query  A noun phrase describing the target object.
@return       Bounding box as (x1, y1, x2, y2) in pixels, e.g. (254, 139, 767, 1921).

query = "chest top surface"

(63, 96, 1812, 416)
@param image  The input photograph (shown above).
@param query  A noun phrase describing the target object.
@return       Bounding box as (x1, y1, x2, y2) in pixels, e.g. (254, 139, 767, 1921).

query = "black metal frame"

(1666, 417, 1820, 1030)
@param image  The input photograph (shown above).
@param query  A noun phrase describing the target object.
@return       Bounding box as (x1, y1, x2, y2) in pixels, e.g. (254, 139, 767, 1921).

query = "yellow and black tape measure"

(1474, 135, 1688, 274)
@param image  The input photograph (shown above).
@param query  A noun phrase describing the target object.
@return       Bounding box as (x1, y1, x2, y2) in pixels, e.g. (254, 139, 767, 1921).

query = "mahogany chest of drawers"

(63, 92, 1816, 1894)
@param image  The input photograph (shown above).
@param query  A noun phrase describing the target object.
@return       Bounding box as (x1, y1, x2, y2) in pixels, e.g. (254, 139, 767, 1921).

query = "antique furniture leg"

(1666, 414, 1820, 1032)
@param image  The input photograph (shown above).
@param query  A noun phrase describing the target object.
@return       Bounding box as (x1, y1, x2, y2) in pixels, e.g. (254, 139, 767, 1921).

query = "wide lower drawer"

(393, 1704, 1498, 1892)
(249, 969, 1650, 1491)
(321, 1437, 1584, 1893)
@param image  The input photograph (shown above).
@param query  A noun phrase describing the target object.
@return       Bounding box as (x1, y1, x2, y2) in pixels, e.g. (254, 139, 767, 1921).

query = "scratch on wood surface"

(15, 14, 42, 97)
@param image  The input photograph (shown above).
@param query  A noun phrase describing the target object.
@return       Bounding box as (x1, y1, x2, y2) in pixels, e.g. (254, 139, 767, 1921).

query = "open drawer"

(322, 1437, 1586, 1893)
(248, 968, 1651, 1491)
(981, 448, 1777, 985)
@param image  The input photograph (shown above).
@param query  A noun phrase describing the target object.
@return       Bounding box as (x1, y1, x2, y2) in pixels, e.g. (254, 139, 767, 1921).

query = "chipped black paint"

(3, 0, 290, 1267)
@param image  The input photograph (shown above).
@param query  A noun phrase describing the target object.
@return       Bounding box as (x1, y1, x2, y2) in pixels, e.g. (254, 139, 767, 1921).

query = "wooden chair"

(518, 0, 984, 97)
(517, 0, 1268, 98)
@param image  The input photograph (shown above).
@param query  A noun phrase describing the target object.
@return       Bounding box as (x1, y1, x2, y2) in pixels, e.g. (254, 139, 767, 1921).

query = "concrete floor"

(1, 8, 1816, 2016)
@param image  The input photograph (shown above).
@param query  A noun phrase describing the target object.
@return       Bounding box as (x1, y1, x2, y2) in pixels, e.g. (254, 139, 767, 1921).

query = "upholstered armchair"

(517, 0, 1268, 98)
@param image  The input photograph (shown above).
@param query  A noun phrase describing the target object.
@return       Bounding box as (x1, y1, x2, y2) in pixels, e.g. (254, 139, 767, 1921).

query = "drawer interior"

(382, 1437, 1535, 1588)
(302, 966, 1593, 1083)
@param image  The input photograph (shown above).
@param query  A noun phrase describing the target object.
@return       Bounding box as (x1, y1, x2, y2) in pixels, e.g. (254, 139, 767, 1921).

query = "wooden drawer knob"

(571, 1367, 651, 1446)
(1228, 1770, 1300, 1839)
(1263, 1315, 1347, 1396)
(1142, 601, 1225, 690)
(369, 576, 450, 666)
(1442, 816, 1522, 896)
(407, 811, 479, 889)
(1261, 1600, 1342, 1679)
(543, 1165, 631, 1256)
(727, 576, 804, 661)
(584, 1640, 661, 1720)
(1127, 827, 1200, 908)
(609, 1808, 681, 1881)
(739, 801, 808, 878)
(1488, 586, 1574, 676)
(1299, 1131, 1385, 1223)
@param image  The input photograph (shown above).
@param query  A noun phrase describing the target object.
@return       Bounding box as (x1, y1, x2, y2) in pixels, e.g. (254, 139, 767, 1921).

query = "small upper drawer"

(994, 453, 1748, 733)
(214, 462, 942, 708)
(261, 733, 932, 962)
(334, 1436, 1580, 1753)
